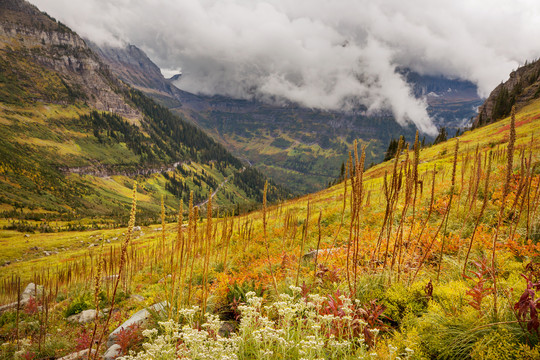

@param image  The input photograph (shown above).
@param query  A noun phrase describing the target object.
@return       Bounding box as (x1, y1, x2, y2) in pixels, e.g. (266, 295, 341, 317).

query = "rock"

(88, 244, 95, 248)
(43, 251, 51, 256)
(303, 248, 340, 260)
(133, 226, 141, 231)
(21, 283, 43, 304)
(130, 294, 145, 302)
(67, 309, 103, 324)
(107, 301, 168, 348)
(102, 274, 119, 281)
(57, 349, 95, 360)
(219, 321, 235, 337)
(154, 227, 162, 231)
(103, 344, 122, 360)
(106, 239, 111, 243)
(30, 246, 38, 251)
(24, 234, 30, 238)
(0, 302, 17, 312)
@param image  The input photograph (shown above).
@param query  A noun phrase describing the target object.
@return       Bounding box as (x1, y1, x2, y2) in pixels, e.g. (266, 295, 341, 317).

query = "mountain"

(0, 0, 289, 225)
(474, 59, 540, 127)
(402, 70, 483, 129)
(92, 43, 481, 194)
(2, 58, 539, 360)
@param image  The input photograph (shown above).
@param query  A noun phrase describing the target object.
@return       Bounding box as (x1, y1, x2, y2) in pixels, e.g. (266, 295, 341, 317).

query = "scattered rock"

(130, 294, 145, 302)
(102, 274, 119, 281)
(154, 227, 162, 231)
(43, 251, 51, 256)
(107, 301, 168, 348)
(133, 226, 141, 231)
(111, 237, 118, 241)
(303, 248, 341, 260)
(57, 348, 95, 360)
(106, 239, 111, 243)
(0, 302, 16, 312)
(104, 344, 122, 360)
(88, 244, 95, 248)
(21, 283, 43, 304)
(67, 309, 103, 324)
(24, 234, 30, 238)
(219, 321, 236, 337)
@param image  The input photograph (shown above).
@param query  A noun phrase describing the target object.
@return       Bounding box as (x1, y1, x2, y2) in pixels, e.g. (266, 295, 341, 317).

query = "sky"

(31, 0, 540, 135)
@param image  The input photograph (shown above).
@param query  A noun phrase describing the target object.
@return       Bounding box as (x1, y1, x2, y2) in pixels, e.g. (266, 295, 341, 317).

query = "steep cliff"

(0, 0, 141, 121)
(474, 59, 540, 127)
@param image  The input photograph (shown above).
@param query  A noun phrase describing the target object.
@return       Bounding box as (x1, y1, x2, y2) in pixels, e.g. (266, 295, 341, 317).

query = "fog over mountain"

(31, 0, 540, 135)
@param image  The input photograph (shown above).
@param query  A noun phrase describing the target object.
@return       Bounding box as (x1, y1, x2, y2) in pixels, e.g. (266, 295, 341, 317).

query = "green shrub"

(470, 328, 522, 360)
(64, 293, 93, 317)
(383, 281, 429, 324)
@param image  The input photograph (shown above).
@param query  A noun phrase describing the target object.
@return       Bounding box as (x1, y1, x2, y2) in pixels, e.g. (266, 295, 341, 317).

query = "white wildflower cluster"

(118, 291, 409, 359)
(237, 291, 369, 359)
(119, 308, 238, 360)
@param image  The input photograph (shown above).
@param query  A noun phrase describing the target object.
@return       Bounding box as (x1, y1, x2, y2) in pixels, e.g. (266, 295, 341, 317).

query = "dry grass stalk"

(263, 181, 279, 294)
(88, 238, 106, 359)
(491, 105, 516, 318)
(399, 132, 420, 278)
(462, 152, 492, 276)
(202, 192, 212, 313)
(324, 152, 350, 263)
(188, 205, 198, 305)
(313, 211, 323, 282)
(172, 199, 184, 316)
(392, 144, 411, 275)
(373, 137, 404, 267)
(296, 197, 311, 287)
(92, 182, 137, 360)
(223, 216, 234, 271)
(436, 138, 459, 281)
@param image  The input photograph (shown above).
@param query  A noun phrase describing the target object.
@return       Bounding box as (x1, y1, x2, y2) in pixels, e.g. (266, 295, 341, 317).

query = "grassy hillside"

(0, 93, 538, 358)
(0, 0, 291, 225)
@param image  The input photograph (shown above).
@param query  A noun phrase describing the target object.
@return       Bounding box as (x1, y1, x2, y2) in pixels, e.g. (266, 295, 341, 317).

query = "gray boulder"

(107, 301, 168, 347)
(21, 283, 43, 304)
(57, 349, 95, 360)
(104, 344, 122, 360)
(67, 309, 103, 324)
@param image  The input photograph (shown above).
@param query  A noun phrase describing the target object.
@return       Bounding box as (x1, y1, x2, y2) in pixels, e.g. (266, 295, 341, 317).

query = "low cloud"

(32, 0, 540, 135)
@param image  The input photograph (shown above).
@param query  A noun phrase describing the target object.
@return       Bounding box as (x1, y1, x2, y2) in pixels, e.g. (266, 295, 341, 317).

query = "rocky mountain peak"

(474, 59, 540, 127)
(0, 0, 142, 122)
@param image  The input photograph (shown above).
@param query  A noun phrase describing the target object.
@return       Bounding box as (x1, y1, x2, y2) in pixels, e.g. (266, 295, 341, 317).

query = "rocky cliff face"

(0, 0, 141, 122)
(88, 42, 189, 108)
(474, 60, 540, 127)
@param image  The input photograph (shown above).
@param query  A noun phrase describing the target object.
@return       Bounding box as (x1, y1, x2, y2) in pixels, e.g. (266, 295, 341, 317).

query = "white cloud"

(31, 0, 540, 135)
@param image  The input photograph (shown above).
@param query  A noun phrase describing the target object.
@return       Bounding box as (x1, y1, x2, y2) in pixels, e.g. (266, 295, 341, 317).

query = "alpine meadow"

(1, 0, 540, 359)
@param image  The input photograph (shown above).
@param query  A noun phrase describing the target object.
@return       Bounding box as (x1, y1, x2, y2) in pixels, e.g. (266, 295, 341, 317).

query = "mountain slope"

(92, 43, 481, 194)
(0, 0, 289, 224)
(474, 59, 540, 127)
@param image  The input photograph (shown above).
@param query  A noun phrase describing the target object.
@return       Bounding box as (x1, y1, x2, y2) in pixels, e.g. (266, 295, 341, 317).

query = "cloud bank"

(32, 0, 540, 134)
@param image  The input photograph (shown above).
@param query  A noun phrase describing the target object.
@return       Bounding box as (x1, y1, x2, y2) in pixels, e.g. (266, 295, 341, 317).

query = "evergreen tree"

(433, 127, 447, 145)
